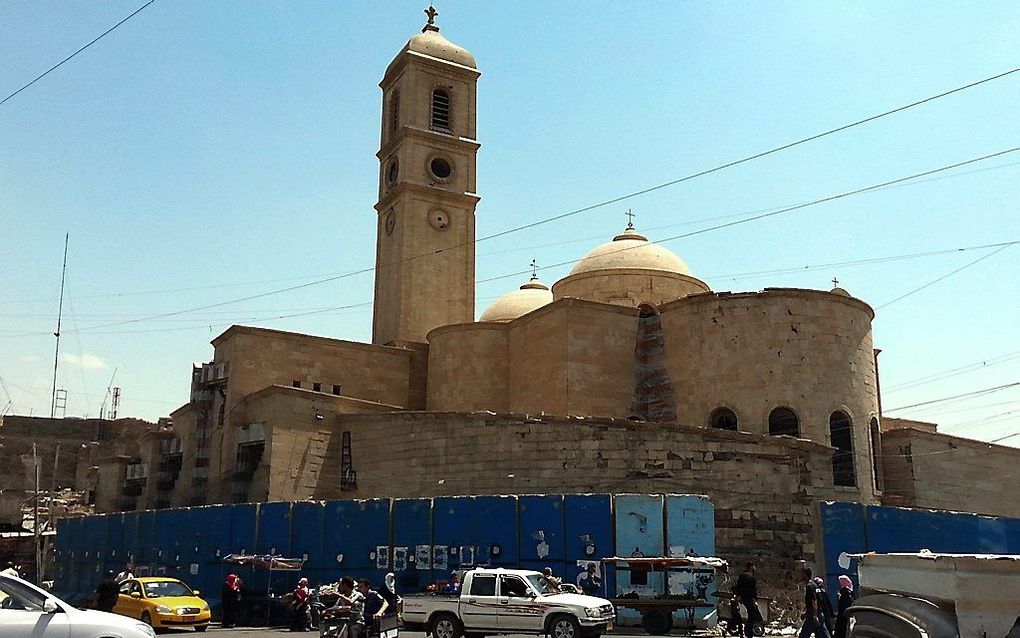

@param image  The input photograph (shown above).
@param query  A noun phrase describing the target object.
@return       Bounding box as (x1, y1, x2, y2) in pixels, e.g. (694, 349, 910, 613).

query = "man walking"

(733, 561, 762, 638)
(798, 566, 831, 638)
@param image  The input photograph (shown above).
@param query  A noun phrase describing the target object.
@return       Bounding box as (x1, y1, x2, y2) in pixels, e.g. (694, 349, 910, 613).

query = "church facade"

(89, 11, 1020, 586)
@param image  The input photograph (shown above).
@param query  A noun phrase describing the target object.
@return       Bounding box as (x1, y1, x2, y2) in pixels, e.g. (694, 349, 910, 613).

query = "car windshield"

(143, 580, 193, 598)
(526, 574, 552, 595)
(0, 575, 48, 612)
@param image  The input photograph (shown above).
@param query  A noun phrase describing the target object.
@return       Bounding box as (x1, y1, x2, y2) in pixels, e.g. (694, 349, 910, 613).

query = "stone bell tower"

(372, 6, 481, 345)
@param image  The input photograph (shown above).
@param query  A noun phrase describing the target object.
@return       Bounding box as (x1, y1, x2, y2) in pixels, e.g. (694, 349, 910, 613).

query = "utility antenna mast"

(99, 368, 118, 419)
(49, 234, 69, 419)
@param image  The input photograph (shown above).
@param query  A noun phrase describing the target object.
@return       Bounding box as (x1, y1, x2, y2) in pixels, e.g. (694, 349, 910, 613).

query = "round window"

(429, 157, 452, 181)
(386, 159, 399, 186)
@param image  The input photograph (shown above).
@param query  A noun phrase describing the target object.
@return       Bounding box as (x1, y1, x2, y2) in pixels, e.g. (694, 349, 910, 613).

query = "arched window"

(431, 88, 451, 130)
(870, 417, 884, 491)
(709, 407, 738, 431)
(768, 407, 799, 437)
(389, 90, 400, 135)
(829, 411, 856, 487)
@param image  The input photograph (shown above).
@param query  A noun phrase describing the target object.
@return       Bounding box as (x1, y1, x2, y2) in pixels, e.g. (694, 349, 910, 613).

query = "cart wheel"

(641, 609, 673, 635)
(752, 622, 765, 637)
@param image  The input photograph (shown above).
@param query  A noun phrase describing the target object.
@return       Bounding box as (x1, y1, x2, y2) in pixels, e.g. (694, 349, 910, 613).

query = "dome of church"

(479, 276, 552, 322)
(569, 226, 693, 276)
(399, 28, 477, 69)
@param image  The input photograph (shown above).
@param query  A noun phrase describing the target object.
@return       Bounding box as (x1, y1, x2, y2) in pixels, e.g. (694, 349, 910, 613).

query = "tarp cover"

(602, 556, 728, 571)
(222, 553, 304, 570)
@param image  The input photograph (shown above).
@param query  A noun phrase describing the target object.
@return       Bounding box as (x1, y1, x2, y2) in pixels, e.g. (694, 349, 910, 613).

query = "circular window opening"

(386, 159, 399, 186)
(429, 157, 452, 181)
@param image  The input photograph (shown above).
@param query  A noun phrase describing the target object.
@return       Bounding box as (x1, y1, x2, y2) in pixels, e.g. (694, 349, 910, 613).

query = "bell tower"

(372, 6, 481, 345)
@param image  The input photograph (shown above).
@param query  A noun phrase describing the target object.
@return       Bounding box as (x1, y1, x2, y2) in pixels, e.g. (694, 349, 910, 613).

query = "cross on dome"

(832, 276, 840, 287)
(529, 258, 539, 279)
(423, 5, 439, 32)
(625, 209, 636, 230)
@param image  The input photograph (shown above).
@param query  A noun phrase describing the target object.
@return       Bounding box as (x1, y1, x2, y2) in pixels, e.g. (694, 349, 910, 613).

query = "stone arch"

(829, 410, 856, 487)
(768, 406, 800, 437)
(629, 304, 676, 423)
(709, 407, 738, 431)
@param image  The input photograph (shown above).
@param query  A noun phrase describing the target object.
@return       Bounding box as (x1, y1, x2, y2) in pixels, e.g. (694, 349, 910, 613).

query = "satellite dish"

(837, 552, 851, 570)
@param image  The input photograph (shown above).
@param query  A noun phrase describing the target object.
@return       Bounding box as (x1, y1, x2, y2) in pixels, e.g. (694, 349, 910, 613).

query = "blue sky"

(1, 1, 1018, 443)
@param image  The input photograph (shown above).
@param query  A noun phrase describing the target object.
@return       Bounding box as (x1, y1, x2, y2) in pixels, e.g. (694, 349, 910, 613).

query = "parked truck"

(845, 551, 1020, 638)
(402, 568, 615, 638)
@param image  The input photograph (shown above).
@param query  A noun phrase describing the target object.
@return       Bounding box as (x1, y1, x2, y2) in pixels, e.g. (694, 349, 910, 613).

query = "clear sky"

(1, 1, 1018, 444)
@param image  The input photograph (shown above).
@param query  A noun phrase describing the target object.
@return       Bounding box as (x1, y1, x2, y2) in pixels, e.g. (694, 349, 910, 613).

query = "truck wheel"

(549, 615, 581, 638)
(430, 613, 463, 638)
(848, 594, 957, 638)
(641, 609, 673, 635)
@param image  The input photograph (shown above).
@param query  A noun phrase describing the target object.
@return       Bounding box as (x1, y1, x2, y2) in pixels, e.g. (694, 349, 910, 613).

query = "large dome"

(389, 27, 477, 73)
(479, 276, 552, 322)
(569, 227, 692, 276)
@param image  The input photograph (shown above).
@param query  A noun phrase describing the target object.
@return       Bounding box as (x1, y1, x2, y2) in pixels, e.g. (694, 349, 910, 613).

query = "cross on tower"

(832, 277, 840, 288)
(424, 5, 439, 28)
(529, 259, 538, 279)
(625, 209, 636, 230)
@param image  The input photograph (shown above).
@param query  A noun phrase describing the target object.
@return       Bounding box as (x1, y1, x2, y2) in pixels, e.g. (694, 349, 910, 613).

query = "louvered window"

(431, 89, 450, 130)
(389, 90, 400, 134)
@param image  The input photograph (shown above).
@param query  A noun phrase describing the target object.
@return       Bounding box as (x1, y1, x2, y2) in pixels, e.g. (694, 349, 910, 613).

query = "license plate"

(182, 616, 195, 622)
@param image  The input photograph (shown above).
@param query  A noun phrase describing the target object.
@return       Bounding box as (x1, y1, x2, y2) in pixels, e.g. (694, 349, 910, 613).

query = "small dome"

(830, 287, 851, 297)
(389, 28, 476, 73)
(569, 226, 693, 276)
(480, 276, 552, 322)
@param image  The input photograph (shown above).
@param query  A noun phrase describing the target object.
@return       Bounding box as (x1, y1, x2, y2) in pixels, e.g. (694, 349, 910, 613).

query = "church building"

(93, 8, 1020, 587)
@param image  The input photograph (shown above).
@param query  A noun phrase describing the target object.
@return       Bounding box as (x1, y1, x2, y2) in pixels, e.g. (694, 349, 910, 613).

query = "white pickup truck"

(403, 568, 615, 638)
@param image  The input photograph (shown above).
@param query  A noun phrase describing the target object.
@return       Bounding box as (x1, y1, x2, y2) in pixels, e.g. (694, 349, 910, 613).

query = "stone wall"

(660, 288, 880, 502)
(880, 427, 1020, 517)
(265, 411, 872, 587)
(552, 269, 709, 307)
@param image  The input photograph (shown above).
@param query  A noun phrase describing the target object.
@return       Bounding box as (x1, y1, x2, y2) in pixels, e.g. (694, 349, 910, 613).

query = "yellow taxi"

(114, 576, 211, 631)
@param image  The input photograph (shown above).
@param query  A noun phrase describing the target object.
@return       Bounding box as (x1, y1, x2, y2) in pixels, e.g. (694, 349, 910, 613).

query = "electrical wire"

(884, 382, 1020, 412)
(875, 243, 1015, 309)
(1, 1, 158, 106)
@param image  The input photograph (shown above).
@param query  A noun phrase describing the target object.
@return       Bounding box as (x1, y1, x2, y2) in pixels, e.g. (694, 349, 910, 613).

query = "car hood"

(540, 592, 613, 607)
(72, 606, 149, 629)
(145, 595, 207, 608)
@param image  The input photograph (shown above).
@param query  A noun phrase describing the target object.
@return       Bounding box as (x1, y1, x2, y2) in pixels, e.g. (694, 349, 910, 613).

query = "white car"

(0, 572, 156, 638)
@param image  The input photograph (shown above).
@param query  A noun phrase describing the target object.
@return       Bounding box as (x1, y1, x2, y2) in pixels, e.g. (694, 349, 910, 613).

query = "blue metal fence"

(55, 493, 716, 616)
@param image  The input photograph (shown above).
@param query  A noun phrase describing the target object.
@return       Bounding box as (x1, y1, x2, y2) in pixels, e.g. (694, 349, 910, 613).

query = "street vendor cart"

(602, 556, 728, 635)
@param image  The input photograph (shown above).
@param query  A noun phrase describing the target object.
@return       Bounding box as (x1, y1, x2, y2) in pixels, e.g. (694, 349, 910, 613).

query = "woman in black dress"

(221, 573, 242, 628)
(834, 575, 855, 638)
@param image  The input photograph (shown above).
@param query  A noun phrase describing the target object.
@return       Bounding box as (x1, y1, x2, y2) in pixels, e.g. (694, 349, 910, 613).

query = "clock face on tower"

(384, 209, 395, 235)
(429, 209, 451, 231)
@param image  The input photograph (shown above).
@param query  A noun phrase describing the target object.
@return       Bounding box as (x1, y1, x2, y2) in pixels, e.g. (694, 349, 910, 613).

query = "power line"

(875, 243, 1015, 309)
(472, 67, 1020, 243)
(885, 382, 1020, 412)
(1, 1, 157, 107)
(883, 349, 1020, 393)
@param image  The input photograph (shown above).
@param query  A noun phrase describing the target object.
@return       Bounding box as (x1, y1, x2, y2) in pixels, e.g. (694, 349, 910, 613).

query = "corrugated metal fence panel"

(864, 506, 919, 552)
(392, 498, 432, 593)
(433, 495, 518, 580)
(320, 498, 391, 585)
(291, 501, 326, 588)
(519, 495, 565, 573)
(255, 501, 294, 596)
(665, 495, 714, 556)
(81, 514, 107, 583)
(135, 509, 156, 566)
(189, 505, 232, 612)
(121, 511, 139, 565)
(103, 513, 125, 575)
(614, 494, 665, 599)
(564, 494, 612, 598)
(665, 495, 717, 624)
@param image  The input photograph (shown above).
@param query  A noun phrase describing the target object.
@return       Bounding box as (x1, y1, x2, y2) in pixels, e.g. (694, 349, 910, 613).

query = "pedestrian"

(813, 577, 836, 634)
(733, 561, 762, 638)
(379, 572, 400, 617)
(541, 567, 561, 592)
(221, 573, 242, 628)
(443, 572, 461, 594)
(833, 575, 855, 638)
(335, 576, 366, 638)
(1, 561, 19, 577)
(94, 571, 120, 613)
(797, 566, 831, 638)
(359, 578, 389, 626)
(290, 577, 312, 631)
(115, 562, 134, 584)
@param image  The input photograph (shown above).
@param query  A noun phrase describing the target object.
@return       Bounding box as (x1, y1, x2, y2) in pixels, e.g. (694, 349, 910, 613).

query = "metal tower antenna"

(49, 234, 69, 419)
(99, 368, 118, 419)
(110, 387, 121, 420)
